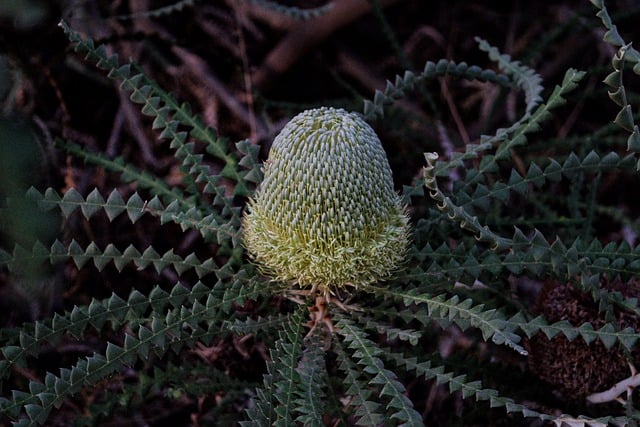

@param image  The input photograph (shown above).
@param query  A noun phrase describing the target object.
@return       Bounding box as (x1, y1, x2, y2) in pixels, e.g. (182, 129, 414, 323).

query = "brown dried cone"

(526, 277, 640, 402)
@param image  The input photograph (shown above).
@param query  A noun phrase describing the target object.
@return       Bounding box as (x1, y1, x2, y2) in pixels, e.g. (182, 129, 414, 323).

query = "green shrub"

(2, 1, 640, 425)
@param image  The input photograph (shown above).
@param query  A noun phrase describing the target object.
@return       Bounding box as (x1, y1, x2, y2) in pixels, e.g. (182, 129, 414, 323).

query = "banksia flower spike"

(242, 107, 411, 296)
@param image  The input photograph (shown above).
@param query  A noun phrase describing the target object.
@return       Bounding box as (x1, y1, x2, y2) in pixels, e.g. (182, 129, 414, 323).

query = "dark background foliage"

(1, 0, 640, 425)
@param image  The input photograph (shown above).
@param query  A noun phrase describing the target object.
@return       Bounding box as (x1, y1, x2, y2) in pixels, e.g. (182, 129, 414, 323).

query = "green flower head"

(242, 107, 410, 295)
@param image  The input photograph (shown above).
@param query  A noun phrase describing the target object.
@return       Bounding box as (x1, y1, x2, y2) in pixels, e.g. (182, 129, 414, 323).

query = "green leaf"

(126, 192, 145, 223)
(337, 316, 423, 425)
(614, 105, 635, 132)
(627, 130, 640, 153)
(60, 188, 83, 218)
(82, 188, 106, 219)
(105, 190, 126, 220)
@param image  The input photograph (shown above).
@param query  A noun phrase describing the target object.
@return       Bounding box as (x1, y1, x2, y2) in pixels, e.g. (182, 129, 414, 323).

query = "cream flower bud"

(242, 107, 410, 295)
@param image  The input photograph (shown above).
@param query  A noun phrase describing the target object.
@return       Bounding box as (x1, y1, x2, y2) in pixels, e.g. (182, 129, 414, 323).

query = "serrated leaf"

(603, 70, 620, 88)
(105, 342, 124, 362)
(627, 130, 640, 153)
(25, 403, 47, 423)
(105, 190, 126, 220)
(604, 26, 624, 46)
(68, 240, 89, 269)
(614, 105, 635, 132)
(60, 188, 83, 218)
(126, 192, 145, 223)
(82, 188, 105, 219)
